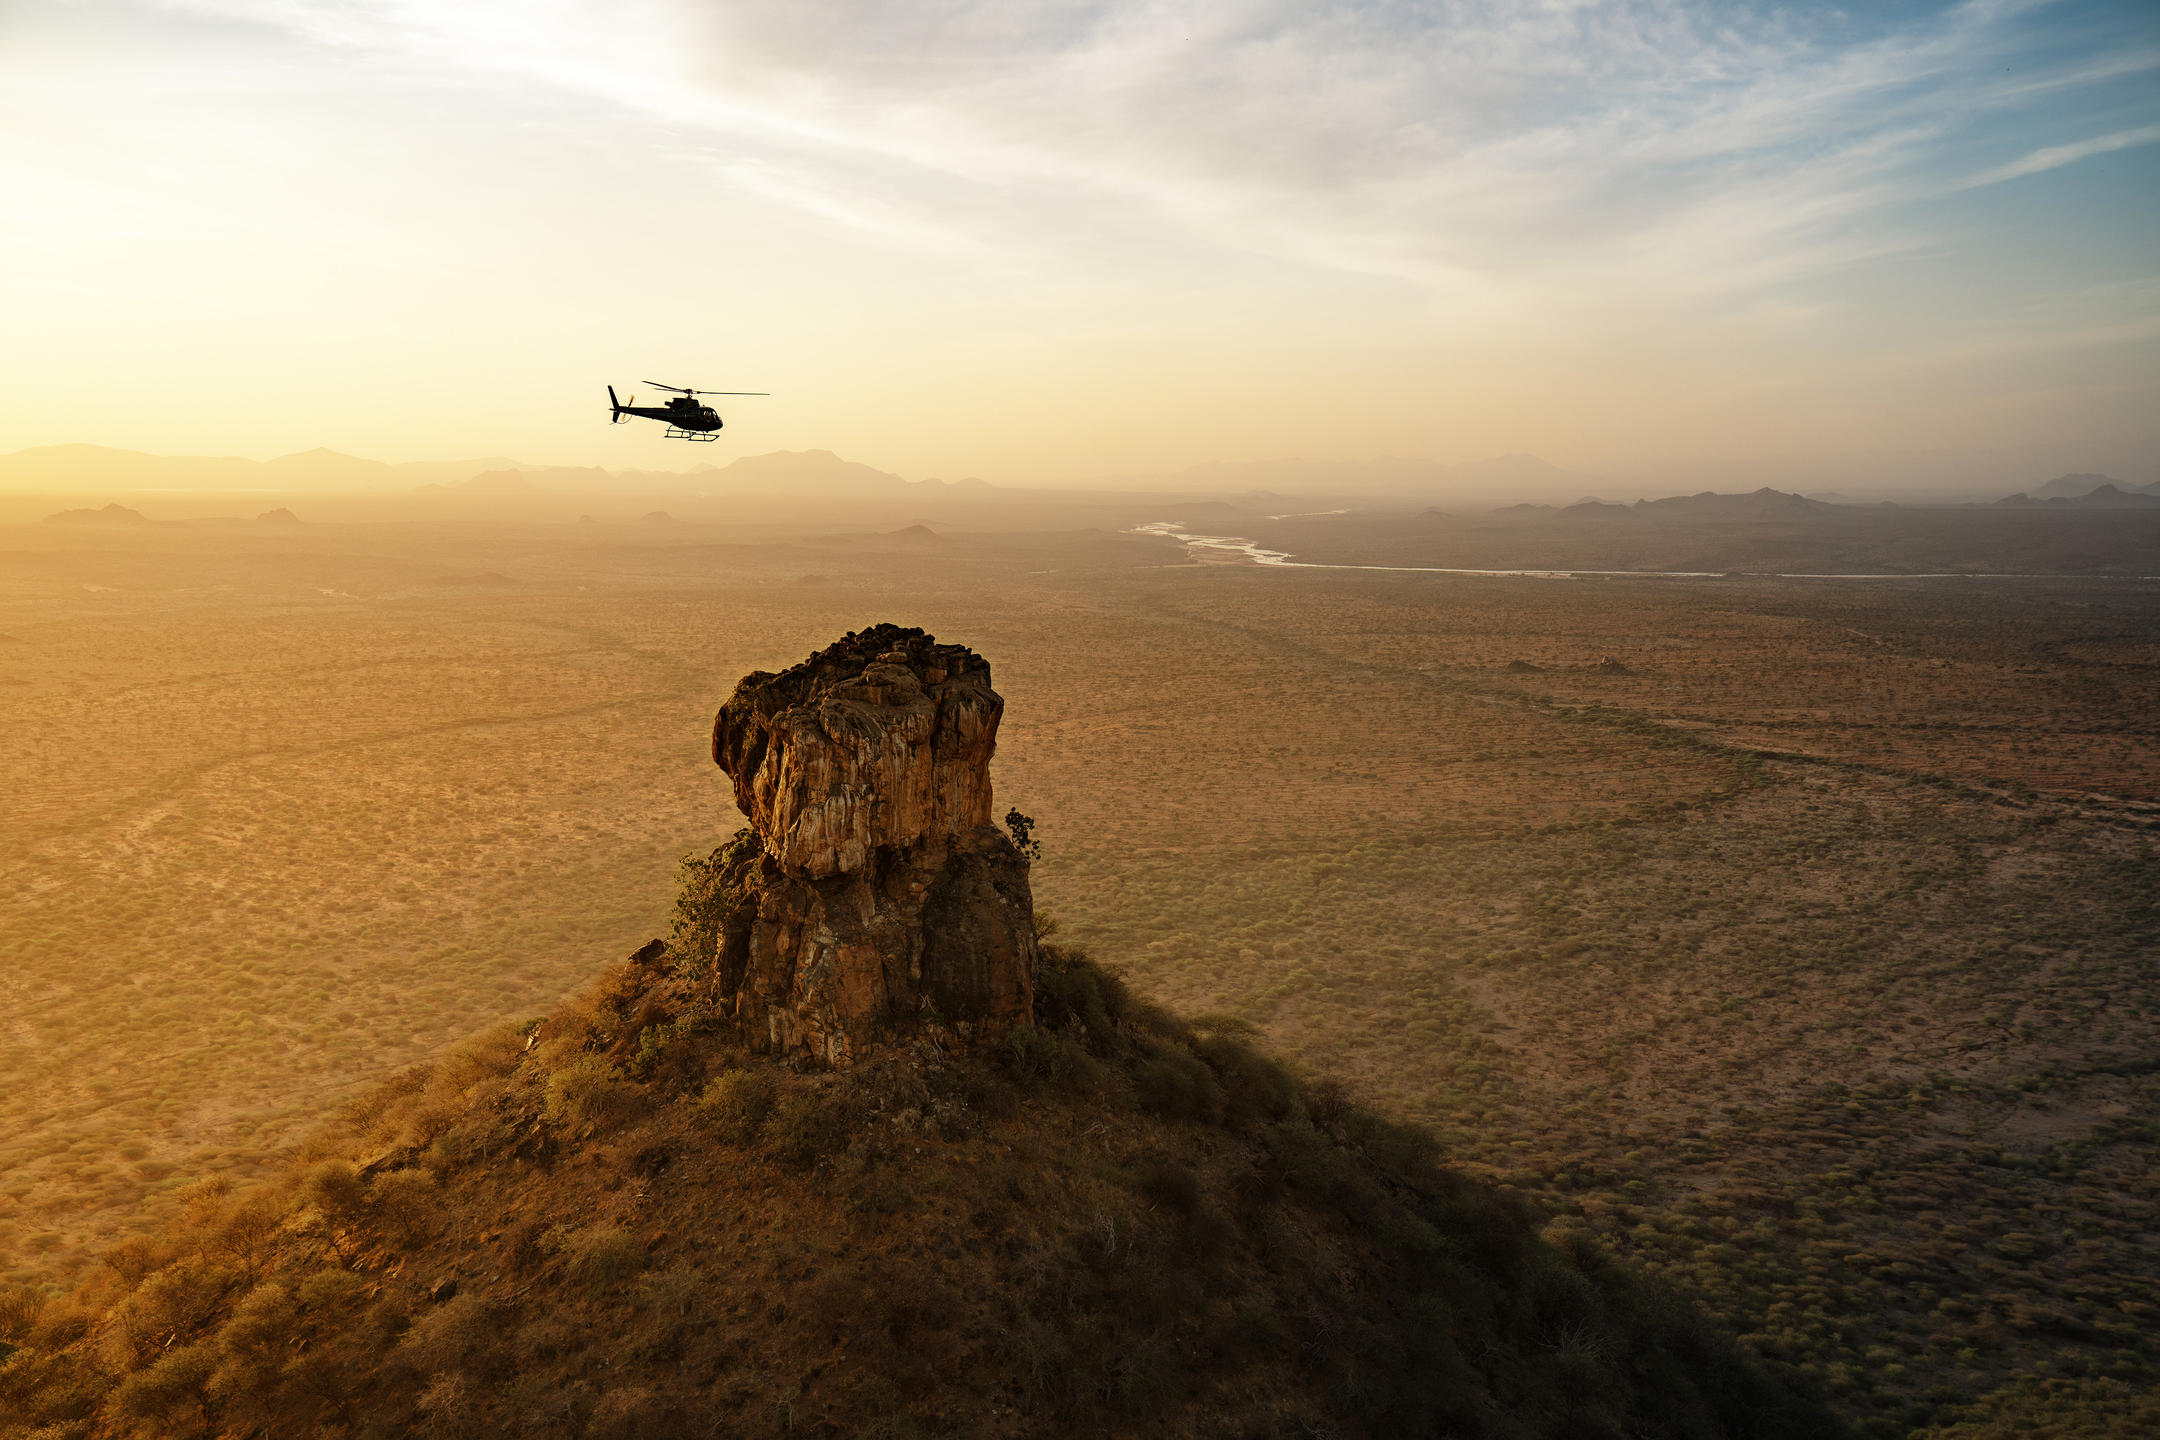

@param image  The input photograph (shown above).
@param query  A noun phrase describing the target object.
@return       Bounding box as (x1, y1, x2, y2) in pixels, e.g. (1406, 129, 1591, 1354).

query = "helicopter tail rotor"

(609, 385, 630, 422)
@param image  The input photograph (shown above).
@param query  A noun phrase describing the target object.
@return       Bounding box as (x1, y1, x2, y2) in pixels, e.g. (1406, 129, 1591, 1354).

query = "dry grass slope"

(0, 923, 1844, 1439)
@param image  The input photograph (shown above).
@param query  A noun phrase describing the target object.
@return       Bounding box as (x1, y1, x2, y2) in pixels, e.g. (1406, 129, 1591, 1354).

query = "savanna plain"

(3, 509, 2158, 1437)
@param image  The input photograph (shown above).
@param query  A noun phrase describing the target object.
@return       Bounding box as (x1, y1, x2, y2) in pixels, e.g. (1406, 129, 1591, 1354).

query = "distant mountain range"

(0, 444, 995, 498)
(0, 444, 521, 492)
(1495, 487, 1835, 520)
(10, 444, 2155, 509)
(1997, 475, 2160, 508)
(0, 444, 520, 496)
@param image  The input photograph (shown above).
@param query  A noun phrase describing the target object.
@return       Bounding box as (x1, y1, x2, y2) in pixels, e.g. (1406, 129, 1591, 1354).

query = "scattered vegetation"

(3, 517, 2154, 1434)
(0, 920, 1845, 1438)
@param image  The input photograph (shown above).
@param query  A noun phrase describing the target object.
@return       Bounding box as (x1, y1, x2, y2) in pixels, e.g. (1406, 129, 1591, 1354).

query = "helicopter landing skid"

(665, 427, 719, 442)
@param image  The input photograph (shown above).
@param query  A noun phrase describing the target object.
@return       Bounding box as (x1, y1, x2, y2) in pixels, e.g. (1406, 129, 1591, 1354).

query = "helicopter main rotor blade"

(690, 391, 769, 396)
(642, 380, 692, 392)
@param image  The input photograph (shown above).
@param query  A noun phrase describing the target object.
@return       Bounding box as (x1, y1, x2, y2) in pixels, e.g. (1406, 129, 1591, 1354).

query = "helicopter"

(608, 382, 767, 441)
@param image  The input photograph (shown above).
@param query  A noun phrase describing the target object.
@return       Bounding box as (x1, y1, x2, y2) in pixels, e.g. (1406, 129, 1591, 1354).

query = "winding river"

(1130, 521, 2153, 582)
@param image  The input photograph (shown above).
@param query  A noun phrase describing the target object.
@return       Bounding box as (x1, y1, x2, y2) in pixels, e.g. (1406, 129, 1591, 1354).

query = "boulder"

(705, 625, 1038, 1063)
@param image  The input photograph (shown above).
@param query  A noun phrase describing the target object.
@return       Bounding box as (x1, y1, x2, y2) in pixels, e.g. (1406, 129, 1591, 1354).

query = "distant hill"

(704, 448, 912, 492)
(1634, 487, 1830, 518)
(426, 452, 998, 499)
(2025, 472, 2136, 500)
(0, 444, 986, 499)
(1486, 488, 1830, 521)
(1997, 483, 2160, 510)
(702, 450, 992, 497)
(43, 502, 150, 525)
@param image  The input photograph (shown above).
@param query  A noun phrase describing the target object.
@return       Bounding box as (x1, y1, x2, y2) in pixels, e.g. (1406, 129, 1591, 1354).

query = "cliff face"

(707, 625, 1037, 1062)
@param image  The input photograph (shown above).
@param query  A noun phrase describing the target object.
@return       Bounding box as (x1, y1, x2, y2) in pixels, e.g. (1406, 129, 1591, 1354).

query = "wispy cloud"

(1964, 122, 2160, 187)
(147, 0, 2160, 309)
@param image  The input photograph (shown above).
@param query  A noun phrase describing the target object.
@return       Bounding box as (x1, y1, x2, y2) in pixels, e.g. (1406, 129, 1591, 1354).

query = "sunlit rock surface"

(708, 625, 1036, 1062)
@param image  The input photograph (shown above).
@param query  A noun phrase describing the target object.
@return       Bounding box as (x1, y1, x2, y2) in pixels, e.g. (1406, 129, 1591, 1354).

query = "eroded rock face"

(706, 625, 1037, 1063)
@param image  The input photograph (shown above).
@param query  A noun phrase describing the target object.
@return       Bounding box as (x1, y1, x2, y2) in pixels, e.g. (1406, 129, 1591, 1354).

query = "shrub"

(1036, 950, 1130, 1042)
(556, 1224, 643, 1292)
(1340, 1107, 1441, 1184)
(767, 1091, 850, 1169)
(1193, 1031, 1300, 1122)
(543, 1056, 634, 1132)
(0, 1283, 41, 1341)
(106, 1340, 214, 1429)
(633, 1264, 701, 1321)
(1137, 1160, 1200, 1215)
(205, 1282, 295, 1418)
(1131, 1043, 1224, 1124)
(117, 1260, 233, 1359)
(698, 1069, 776, 1144)
(667, 832, 757, 978)
(372, 1168, 438, 1246)
(209, 1191, 286, 1271)
(1005, 1024, 1100, 1089)
(215, 1281, 295, 1361)
(295, 1267, 368, 1311)
(398, 1293, 497, 1374)
(299, 1159, 364, 1219)
(100, 1237, 171, 1285)
(416, 1369, 478, 1440)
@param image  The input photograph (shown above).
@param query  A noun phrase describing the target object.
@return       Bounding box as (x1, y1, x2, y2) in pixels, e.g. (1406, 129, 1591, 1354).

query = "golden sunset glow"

(2, 0, 2155, 488)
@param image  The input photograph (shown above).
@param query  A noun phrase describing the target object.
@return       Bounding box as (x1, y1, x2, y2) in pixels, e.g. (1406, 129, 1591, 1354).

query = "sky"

(1, 0, 2156, 488)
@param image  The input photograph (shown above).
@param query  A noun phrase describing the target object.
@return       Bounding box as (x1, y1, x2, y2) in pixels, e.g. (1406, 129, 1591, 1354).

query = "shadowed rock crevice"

(707, 624, 1037, 1062)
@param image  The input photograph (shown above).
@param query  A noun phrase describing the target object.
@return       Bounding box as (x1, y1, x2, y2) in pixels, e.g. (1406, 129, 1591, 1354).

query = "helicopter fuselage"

(617, 399, 721, 432)
(609, 384, 761, 441)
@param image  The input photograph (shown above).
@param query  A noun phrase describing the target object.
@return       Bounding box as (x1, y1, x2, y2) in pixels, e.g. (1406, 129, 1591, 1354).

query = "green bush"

(667, 831, 758, 979)
(543, 1057, 634, 1132)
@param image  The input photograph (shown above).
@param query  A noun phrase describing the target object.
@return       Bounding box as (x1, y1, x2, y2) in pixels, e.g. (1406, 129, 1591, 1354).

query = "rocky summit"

(704, 624, 1037, 1063)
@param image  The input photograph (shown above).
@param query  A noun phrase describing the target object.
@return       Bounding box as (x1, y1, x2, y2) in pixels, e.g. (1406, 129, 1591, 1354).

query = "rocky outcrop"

(704, 625, 1037, 1063)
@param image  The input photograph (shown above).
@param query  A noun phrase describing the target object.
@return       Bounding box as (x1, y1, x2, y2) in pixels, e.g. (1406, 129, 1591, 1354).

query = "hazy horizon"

(6, 436, 2159, 512)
